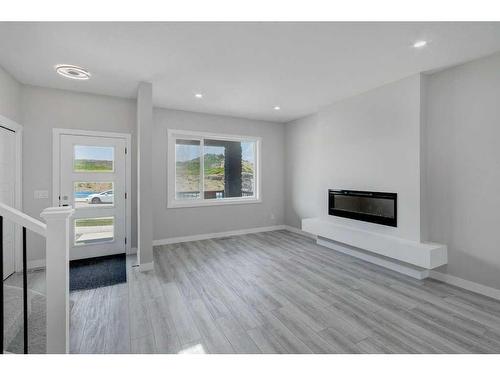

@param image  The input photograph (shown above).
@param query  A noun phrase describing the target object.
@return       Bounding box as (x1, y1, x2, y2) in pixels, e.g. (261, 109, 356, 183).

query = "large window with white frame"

(167, 129, 261, 208)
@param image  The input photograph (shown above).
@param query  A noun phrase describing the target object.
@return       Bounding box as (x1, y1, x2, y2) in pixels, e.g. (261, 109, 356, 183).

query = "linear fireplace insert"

(328, 189, 397, 227)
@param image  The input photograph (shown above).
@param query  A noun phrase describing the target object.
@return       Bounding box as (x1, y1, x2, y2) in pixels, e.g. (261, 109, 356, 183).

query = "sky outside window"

(74, 145, 114, 161)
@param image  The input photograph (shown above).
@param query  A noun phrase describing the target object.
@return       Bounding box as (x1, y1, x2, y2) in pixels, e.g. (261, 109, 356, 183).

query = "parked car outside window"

(86, 190, 114, 204)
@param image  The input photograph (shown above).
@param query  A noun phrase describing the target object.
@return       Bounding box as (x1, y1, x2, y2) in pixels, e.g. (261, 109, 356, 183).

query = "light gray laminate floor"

(68, 230, 500, 354)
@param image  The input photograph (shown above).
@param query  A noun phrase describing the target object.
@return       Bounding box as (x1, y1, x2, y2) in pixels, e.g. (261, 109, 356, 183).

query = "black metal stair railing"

(0, 215, 29, 354)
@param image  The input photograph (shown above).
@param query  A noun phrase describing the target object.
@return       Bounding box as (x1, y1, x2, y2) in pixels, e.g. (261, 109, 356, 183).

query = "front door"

(0, 126, 17, 279)
(59, 134, 127, 260)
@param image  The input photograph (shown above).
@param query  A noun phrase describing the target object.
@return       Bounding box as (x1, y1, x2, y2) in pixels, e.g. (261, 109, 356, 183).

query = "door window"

(74, 182, 114, 208)
(74, 217, 114, 246)
(74, 145, 114, 172)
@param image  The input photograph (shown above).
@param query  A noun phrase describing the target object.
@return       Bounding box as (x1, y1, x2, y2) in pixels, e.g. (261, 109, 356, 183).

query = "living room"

(1, 1, 499, 373)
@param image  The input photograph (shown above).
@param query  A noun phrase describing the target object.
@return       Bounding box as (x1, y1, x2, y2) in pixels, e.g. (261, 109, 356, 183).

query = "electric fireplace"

(328, 189, 397, 227)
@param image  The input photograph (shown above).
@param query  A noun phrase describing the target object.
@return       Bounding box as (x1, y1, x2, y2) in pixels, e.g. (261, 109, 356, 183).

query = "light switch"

(34, 190, 49, 199)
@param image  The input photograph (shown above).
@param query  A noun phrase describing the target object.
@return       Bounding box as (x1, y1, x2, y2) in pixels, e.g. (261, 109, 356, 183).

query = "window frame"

(167, 129, 262, 208)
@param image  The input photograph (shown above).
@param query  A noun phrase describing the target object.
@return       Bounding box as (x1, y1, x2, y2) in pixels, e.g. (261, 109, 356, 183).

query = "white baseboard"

(138, 262, 154, 272)
(284, 225, 317, 239)
(27, 259, 46, 270)
(317, 237, 430, 280)
(153, 225, 286, 246)
(429, 270, 500, 301)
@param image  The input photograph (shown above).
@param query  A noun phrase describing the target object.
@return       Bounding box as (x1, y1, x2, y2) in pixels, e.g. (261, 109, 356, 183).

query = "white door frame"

(52, 128, 132, 254)
(0, 114, 23, 273)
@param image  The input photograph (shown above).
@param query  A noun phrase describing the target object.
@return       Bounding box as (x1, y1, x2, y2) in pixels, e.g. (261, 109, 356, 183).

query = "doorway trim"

(52, 128, 132, 254)
(0, 114, 23, 273)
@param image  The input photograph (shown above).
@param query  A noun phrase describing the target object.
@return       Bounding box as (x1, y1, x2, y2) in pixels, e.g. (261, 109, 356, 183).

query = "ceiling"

(1, 22, 500, 123)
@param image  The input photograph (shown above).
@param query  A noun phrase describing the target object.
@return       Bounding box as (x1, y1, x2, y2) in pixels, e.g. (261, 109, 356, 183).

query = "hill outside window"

(167, 129, 261, 208)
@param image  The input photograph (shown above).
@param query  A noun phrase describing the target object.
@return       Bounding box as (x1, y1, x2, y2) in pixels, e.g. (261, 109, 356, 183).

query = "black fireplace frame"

(328, 189, 397, 227)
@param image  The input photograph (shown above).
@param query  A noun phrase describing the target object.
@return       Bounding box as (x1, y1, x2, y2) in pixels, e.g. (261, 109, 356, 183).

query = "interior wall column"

(137, 82, 154, 271)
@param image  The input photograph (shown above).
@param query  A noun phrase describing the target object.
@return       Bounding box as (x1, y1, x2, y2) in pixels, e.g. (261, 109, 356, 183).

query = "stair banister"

(0, 202, 46, 237)
(40, 206, 74, 354)
(0, 202, 73, 354)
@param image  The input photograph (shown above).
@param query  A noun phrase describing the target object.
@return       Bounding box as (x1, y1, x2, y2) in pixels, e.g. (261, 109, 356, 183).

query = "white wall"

(285, 75, 423, 242)
(153, 108, 285, 240)
(425, 52, 500, 289)
(136, 82, 154, 266)
(284, 113, 322, 229)
(0, 65, 21, 123)
(20, 85, 138, 261)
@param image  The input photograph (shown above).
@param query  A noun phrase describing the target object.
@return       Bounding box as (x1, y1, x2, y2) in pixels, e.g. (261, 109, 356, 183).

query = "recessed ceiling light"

(195, 93, 203, 98)
(274, 106, 281, 110)
(413, 40, 427, 48)
(55, 64, 91, 80)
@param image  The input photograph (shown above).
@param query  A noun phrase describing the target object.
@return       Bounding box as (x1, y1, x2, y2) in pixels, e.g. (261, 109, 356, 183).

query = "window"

(168, 130, 261, 208)
(74, 145, 114, 172)
(74, 217, 114, 246)
(74, 182, 114, 208)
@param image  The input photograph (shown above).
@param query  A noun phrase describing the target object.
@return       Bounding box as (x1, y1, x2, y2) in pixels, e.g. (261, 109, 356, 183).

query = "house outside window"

(167, 129, 261, 208)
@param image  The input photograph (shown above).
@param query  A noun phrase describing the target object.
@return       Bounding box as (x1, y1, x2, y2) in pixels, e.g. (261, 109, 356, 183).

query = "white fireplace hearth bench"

(302, 218, 447, 280)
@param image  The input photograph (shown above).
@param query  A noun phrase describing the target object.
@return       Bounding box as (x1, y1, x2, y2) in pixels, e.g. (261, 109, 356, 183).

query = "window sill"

(167, 197, 261, 209)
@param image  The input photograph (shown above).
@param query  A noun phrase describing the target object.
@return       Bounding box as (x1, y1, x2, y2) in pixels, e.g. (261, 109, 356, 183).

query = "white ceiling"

(1, 22, 500, 123)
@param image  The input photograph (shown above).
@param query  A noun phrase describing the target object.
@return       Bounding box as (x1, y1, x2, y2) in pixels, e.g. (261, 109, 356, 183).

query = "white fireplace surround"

(302, 217, 447, 279)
